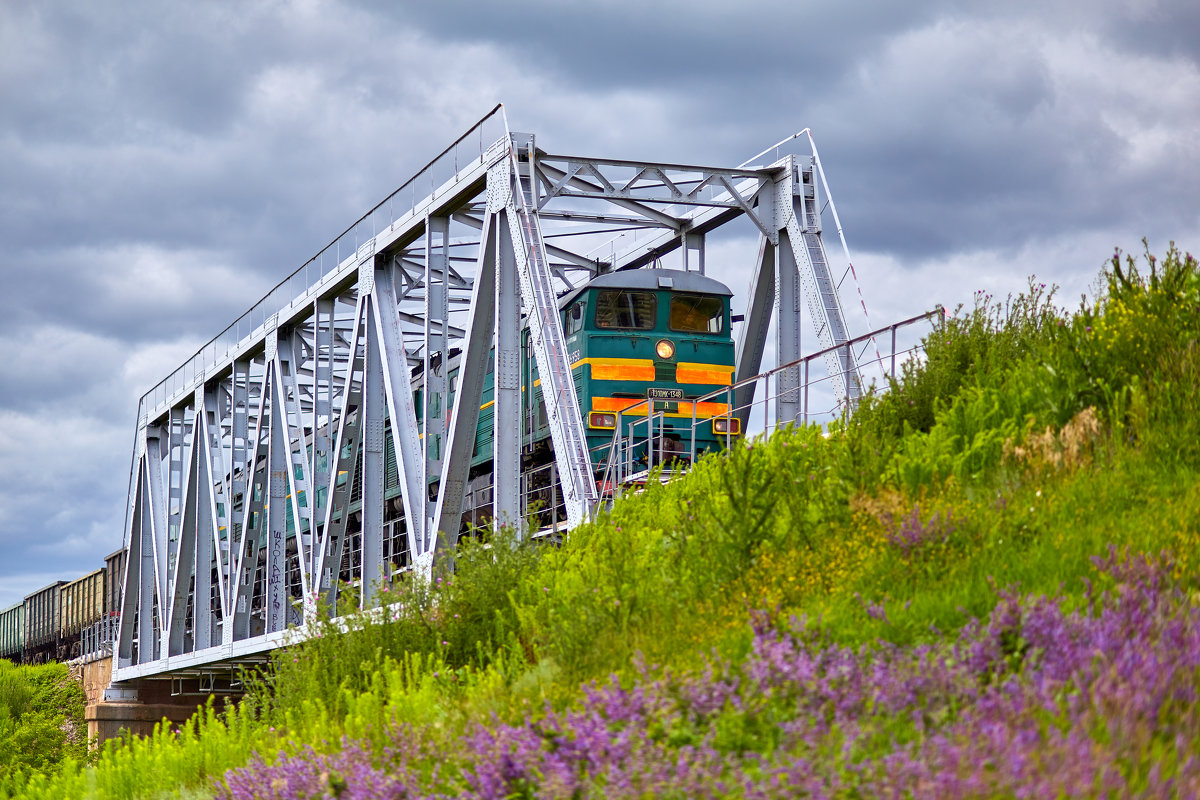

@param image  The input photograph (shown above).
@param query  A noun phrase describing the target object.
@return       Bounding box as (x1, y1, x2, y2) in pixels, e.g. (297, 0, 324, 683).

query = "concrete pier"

(71, 655, 238, 746)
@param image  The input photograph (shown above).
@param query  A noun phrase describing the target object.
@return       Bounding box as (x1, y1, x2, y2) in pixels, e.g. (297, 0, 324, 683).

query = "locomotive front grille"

(653, 361, 676, 382)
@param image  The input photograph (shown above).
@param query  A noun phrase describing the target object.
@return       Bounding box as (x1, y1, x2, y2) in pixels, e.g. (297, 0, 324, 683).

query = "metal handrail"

(588, 307, 943, 516)
(78, 613, 120, 661)
(694, 306, 943, 413)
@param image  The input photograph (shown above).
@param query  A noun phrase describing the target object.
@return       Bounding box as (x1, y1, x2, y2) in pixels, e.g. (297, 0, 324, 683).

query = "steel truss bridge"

(111, 105, 911, 689)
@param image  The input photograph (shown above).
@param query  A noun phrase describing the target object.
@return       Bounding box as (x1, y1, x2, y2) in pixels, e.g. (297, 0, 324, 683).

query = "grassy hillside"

(6, 244, 1200, 798)
(0, 661, 87, 785)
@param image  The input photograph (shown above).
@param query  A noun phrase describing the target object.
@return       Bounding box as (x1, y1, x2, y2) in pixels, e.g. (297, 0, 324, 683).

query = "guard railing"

(595, 307, 944, 502)
(78, 614, 120, 662)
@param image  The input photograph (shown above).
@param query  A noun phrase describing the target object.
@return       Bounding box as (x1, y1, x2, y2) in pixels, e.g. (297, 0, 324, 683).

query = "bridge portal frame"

(113, 106, 864, 684)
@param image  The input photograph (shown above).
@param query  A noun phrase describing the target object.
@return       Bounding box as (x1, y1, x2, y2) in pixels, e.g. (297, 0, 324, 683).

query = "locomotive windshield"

(669, 293, 724, 333)
(595, 290, 656, 329)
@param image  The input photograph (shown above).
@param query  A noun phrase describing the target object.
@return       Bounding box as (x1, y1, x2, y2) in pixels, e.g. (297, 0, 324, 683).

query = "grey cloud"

(789, 16, 1199, 260)
(355, 0, 943, 91)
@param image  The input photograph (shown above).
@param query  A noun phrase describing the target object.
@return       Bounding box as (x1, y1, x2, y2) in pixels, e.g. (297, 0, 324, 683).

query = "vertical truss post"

(135, 459, 156, 664)
(116, 412, 143, 669)
(776, 231, 803, 426)
(506, 134, 598, 526)
(225, 358, 249, 644)
(264, 329, 289, 634)
(232, 369, 271, 641)
(193, 390, 217, 650)
(683, 231, 705, 274)
(144, 427, 169, 660)
(166, 408, 186, 591)
(784, 157, 863, 406)
(734, 235, 776, 431)
(204, 387, 230, 636)
(359, 265, 388, 605)
(275, 329, 313, 602)
(494, 209, 522, 530)
(775, 159, 804, 426)
(310, 298, 334, 589)
(167, 401, 200, 656)
(315, 294, 366, 608)
(117, 489, 136, 666)
(423, 214, 450, 549)
(432, 211, 497, 562)
(231, 359, 250, 507)
(118, 432, 157, 667)
(370, 255, 426, 580)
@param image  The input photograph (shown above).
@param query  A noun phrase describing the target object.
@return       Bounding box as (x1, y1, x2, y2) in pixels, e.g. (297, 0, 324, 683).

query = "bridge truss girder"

(114, 110, 864, 682)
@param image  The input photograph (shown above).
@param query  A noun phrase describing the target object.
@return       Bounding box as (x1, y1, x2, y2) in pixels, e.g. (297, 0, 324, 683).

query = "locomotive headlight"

(655, 339, 675, 359)
(589, 411, 617, 429)
(713, 417, 741, 435)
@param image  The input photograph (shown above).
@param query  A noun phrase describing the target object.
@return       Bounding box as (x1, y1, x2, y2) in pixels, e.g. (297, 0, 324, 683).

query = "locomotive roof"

(557, 268, 733, 309)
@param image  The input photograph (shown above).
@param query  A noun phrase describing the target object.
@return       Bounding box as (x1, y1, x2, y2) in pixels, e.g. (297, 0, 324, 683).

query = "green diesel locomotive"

(431, 268, 740, 528)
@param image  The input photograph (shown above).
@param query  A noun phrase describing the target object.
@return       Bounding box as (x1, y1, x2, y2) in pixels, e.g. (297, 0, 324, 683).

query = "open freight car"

(58, 568, 106, 660)
(22, 581, 65, 664)
(0, 603, 24, 662)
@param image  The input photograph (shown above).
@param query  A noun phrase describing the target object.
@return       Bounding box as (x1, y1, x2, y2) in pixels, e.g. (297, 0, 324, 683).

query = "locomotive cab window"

(565, 300, 585, 335)
(669, 294, 725, 334)
(595, 290, 656, 329)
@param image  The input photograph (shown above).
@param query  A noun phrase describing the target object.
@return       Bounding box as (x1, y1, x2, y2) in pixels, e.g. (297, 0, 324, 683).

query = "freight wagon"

(0, 603, 23, 662)
(104, 548, 126, 622)
(22, 581, 65, 664)
(58, 568, 106, 660)
(3, 550, 127, 665)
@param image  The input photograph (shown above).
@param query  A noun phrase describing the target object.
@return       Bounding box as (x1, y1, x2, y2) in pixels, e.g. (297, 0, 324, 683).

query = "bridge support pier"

(74, 656, 236, 747)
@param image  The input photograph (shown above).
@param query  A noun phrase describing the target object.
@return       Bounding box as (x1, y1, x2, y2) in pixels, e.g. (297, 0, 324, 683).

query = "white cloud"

(1041, 31, 1200, 173)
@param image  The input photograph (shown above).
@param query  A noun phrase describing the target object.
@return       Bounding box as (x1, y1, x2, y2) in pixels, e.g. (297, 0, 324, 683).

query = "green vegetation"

(4, 244, 1199, 797)
(0, 661, 87, 786)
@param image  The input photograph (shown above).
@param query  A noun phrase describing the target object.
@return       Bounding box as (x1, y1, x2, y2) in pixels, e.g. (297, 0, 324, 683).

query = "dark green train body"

(442, 269, 738, 523)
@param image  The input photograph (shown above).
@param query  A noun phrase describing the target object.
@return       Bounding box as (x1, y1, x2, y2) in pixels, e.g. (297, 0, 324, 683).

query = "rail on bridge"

(110, 105, 911, 689)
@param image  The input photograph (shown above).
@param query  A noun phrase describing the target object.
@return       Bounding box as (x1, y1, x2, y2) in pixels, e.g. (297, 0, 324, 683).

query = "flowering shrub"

(886, 503, 955, 556)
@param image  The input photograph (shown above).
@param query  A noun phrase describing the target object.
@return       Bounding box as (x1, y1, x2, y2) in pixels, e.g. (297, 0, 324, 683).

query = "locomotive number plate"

(647, 387, 683, 400)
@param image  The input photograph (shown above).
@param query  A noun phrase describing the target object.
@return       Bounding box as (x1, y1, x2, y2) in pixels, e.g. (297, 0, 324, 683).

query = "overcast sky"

(1, 0, 1197, 610)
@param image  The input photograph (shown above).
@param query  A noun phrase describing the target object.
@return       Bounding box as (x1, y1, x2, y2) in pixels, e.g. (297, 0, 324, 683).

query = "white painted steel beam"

(431, 210, 496, 566)
(506, 141, 597, 527)
(423, 215, 450, 549)
(493, 206, 522, 529)
(369, 258, 426, 573)
(166, 416, 200, 656)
